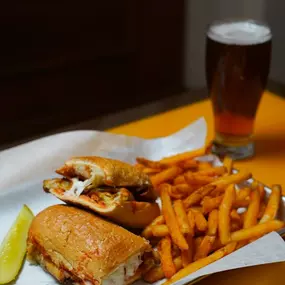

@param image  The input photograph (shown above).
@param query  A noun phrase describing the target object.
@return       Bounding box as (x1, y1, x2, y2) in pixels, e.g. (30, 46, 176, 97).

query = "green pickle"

(0, 205, 34, 284)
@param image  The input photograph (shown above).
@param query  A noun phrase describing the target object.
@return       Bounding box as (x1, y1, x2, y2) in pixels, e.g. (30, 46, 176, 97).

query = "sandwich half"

(27, 205, 151, 285)
(43, 156, 160, 228)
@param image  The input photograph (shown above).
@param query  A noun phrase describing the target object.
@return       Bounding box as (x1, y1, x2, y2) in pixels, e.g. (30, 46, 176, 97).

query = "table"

(109, 91, 285, 284)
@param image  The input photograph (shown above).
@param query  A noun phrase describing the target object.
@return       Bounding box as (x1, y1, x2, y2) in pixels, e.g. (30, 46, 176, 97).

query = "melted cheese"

(65, 178, 91, 196)
(64, 174, 103, 197)
(63, 164, 105, 197)
(102, 253, 142, 285)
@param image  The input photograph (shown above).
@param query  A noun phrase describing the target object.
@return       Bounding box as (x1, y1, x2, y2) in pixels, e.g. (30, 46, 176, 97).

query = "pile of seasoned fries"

(135, 148, 284, 285)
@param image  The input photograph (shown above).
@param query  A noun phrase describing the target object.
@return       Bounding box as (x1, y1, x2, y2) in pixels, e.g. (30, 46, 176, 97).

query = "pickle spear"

(0, 205, 34, 284)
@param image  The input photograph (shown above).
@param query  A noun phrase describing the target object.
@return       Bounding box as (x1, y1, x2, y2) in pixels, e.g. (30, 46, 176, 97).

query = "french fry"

(143, 256, 182, 283)
(236, 187, 251, 201)
(143, 265, 164, 283)
(219, 184, 236, 244)
(230, 221, 241, 232)
(195, 166, 226, 177)
(173, 184, 195, 196)
(173, 175, 186, 185)
(258, 201, 266, 219)
(134, 163, 145, 171)
(185, 172, 216, 185)
(197, 161, 212, 171)
(162, 242, 235, 285)
(152, 249, 161, 263)
(187, 209, 196, 236)
(233, 198, 250, 208)
(173, 256, 183, 270)
(194, 236, 203, 255)
(207, 209, 219, 236)
(230, 209, 242, 226)
(243, 189, 260, 229)
(202, 194, 249, 213)
(223, 156, 233, 174)
(143, 167, 162, 175)
(190, 206, 203, 213)
(136, 157, 164, 169)
(251, 180, 265, 200)
(160, 184, 189, 250)
(160, 236, 176, 278)
(251, 180, 259, 190)
(257, 184, 265, 201)
(181, 251, 191, 268)
(212, 170, 252, 189)
(151, 167, 183, 187)
(169, 187, 185, 199)
(224, 242, 238, 254)
(211, 237, 223, 251)
(142, 215, 165, 239)
(194, 235, 216, 261)
(202, 195, 223, 213)
(260, 184, 281, 224)
(171, 244, 181, 258)
(184, 184, 216, 209)
(173, 200, 191, 234)
(194, 211, 208, 232)
(236, 240, 248, 250)
(195, 236, 204, 245)
(152, 225, 169, 237)
(140, 258, 156, 275)
(179, 159, 198, 170)
(201, 195, 211, 203)
(154, 215, 166, 225)
(200, 170, 251, 198)
(181, 234, 194, 267)
(170, 184, 195, 199)
(210, 186, 227, 198)
(231, 220, 284, 242)
(159, 148, 206, 166)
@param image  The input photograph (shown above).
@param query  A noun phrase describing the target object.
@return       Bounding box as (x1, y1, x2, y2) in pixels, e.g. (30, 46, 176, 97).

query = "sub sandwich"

(27, 205, 151, 285)
(43, 156, 160, 228)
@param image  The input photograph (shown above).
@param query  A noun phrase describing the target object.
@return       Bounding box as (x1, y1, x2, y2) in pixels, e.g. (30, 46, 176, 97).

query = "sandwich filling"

(66, 175, 104, 197)
(43, 176, 151, 209)
(102, 253, 142, 285)
(65, 176, 150, 202)
(28, 242, 142, 285)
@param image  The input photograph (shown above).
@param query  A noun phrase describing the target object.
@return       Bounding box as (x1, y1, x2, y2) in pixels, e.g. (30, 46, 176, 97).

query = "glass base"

(211, 141, 254, 160)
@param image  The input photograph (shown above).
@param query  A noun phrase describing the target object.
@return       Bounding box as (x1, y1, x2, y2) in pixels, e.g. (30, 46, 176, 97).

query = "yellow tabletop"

(109, 91, 285, 284)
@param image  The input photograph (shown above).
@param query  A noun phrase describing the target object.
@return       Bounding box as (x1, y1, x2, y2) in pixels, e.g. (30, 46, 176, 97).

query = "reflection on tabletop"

(197, 261, 285, 285)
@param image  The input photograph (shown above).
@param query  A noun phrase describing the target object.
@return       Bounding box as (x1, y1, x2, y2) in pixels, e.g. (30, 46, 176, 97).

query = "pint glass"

(206, 19, 272, 159)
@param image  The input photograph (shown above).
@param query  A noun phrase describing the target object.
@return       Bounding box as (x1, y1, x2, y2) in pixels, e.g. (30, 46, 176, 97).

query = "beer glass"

(206, 19, 272, 159)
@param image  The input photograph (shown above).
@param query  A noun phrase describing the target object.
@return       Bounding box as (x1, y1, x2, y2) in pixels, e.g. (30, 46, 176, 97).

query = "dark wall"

(0, 0, 185, 145)
(265, 0, 285, 84)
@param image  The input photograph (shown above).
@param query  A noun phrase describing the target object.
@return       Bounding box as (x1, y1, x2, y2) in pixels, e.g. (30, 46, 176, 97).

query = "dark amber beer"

(206, 20, 272, 159)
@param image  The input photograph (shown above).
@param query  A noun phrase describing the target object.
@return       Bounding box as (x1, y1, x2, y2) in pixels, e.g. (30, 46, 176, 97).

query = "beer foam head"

(208, 20, 271, 45)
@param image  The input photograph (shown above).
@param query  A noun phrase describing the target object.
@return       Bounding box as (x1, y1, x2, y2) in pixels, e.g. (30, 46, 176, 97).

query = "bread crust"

(56, 156, 152, 189)
(27, 205, 150, 284)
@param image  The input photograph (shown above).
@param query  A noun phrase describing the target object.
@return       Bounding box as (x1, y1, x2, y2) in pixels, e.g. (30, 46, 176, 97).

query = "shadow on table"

(254, 133, 285, 158)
